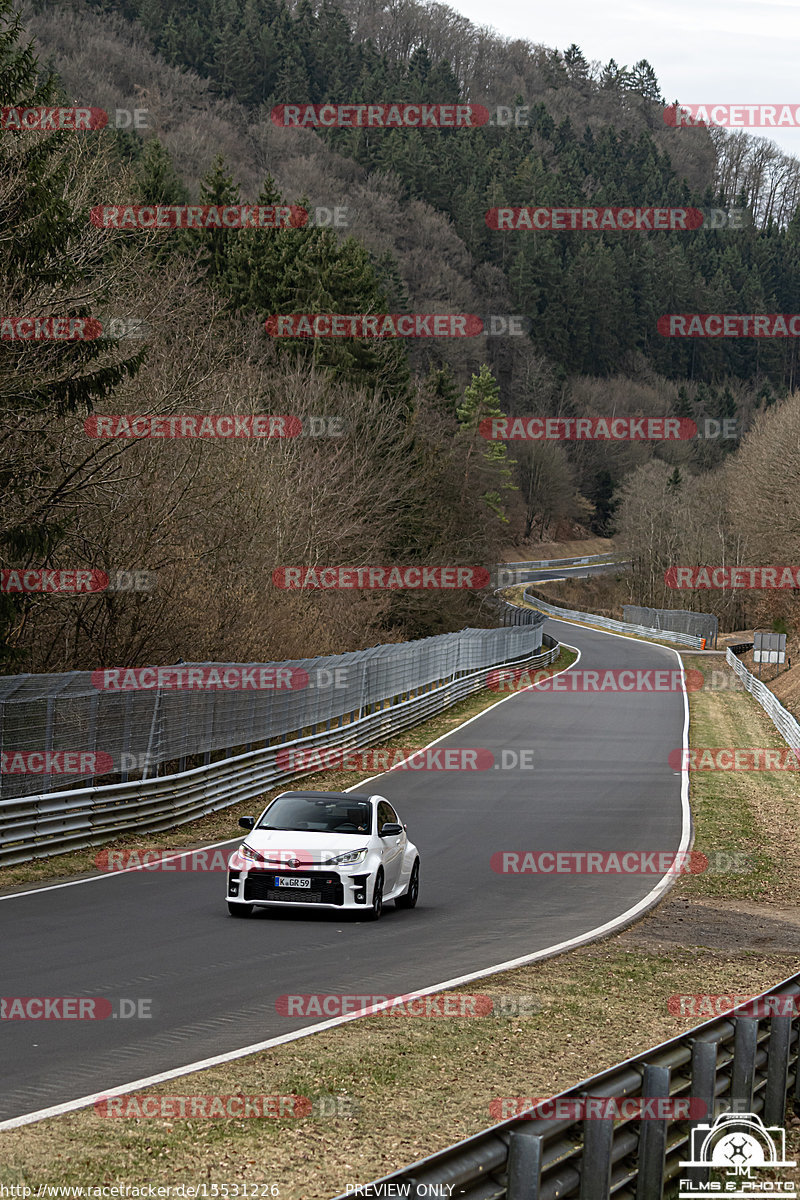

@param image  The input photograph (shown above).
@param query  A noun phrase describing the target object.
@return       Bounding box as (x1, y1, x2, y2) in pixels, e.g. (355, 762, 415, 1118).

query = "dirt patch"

(625, 894, 800, 954)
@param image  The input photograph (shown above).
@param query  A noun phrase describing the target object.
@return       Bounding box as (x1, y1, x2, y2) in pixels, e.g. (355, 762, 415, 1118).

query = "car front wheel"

(367, 870, 384, 920)
(228, 902, 254, 917)
(395, 859, 419, 909)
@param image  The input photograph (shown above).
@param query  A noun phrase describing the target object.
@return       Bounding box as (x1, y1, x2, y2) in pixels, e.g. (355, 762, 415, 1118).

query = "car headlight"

(239, 843, 261, 862)
(326, 847, 369, 866)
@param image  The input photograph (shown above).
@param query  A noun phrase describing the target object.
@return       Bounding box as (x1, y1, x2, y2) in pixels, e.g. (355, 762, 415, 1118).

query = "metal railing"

(0, 631, 559, 867)
(342, 973, 800, 1200)
(726, 647, 800, 752)
(521, 591, 705, 648)
(499, 552, 631, 570)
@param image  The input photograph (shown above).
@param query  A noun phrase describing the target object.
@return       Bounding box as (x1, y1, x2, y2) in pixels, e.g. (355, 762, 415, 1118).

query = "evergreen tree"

(195, 155, 240, 283)
(136, 138, 189, 204)
(666, 467, 682, 493)
(456, 365, 517, 521)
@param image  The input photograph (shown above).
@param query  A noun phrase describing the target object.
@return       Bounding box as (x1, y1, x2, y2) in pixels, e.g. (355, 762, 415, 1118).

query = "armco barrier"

(341, 972, 800, 1199)
(521, 589, 704, 648)
(501, 552, 631, 570)
(726, 646, 800, 752)
(0, 630, 558, 867)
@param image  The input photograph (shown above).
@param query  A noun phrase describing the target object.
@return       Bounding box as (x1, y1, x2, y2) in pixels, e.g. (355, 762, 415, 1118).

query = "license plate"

(275, 876, 311, 888)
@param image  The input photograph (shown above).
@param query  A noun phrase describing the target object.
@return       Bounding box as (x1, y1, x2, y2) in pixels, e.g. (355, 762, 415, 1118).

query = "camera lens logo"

(679, 1113, 796, 1197)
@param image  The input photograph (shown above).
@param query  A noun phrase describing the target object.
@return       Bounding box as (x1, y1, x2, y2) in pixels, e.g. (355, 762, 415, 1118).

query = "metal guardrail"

(726, 646, 800, 752)
(521, 590, 705, 648)
(343, 973, 800, 1200)
(500, 552, 631, 570)
(0, 633, 559, 867)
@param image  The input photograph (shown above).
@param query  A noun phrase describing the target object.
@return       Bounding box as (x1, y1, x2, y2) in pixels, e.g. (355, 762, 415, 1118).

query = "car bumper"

(227, 867, 373, 909)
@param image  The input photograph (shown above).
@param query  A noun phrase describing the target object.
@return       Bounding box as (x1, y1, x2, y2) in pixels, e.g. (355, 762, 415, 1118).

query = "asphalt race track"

(0, 618, 688, 1124)
(510, 562, 631, 582)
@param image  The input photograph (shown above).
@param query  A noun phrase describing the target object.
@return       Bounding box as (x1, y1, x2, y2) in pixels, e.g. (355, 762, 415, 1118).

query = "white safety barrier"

(726, 647, 800, 751)
(522, 590, 704, 648)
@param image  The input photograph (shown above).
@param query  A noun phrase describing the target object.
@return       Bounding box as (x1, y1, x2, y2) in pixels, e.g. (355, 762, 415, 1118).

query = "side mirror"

(380, 822, 403, 837)
(238, 816, 255, 830)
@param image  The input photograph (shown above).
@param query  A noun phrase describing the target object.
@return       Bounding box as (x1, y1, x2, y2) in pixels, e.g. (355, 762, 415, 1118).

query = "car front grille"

(243, 870, 344, 905)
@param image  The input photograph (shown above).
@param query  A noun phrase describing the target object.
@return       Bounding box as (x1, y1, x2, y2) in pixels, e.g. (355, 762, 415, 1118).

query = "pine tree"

(194, 155, 240, 283)
(424, 364, 460, 417)
(456, 365, 517, 521)
(136, 138, 189, 204)
(666, 468, 682, 494)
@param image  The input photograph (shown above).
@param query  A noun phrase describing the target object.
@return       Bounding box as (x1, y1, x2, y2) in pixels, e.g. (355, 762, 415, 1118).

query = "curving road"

(508, 561, 632, 582)
(0, 618, 688, 1126)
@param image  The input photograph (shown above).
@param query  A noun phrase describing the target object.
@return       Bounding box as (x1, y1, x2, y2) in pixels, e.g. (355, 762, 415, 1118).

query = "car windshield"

(256, 795, 373, 834)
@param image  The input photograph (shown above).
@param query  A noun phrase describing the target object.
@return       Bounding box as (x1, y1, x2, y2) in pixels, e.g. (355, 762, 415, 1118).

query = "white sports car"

(226, 790, 420, 920)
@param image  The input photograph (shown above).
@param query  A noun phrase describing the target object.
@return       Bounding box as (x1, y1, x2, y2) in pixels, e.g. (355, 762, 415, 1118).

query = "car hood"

(235, 828, 371, 866)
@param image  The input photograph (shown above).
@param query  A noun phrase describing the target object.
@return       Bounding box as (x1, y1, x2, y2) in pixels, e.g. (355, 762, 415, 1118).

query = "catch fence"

(0, 623, 558, 866)
(623, 607, 718, 647)
(0, 623, 544, 801)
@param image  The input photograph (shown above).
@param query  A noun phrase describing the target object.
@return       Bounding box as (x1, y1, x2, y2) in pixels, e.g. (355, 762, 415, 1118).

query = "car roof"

(275, 790, 376, 802)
